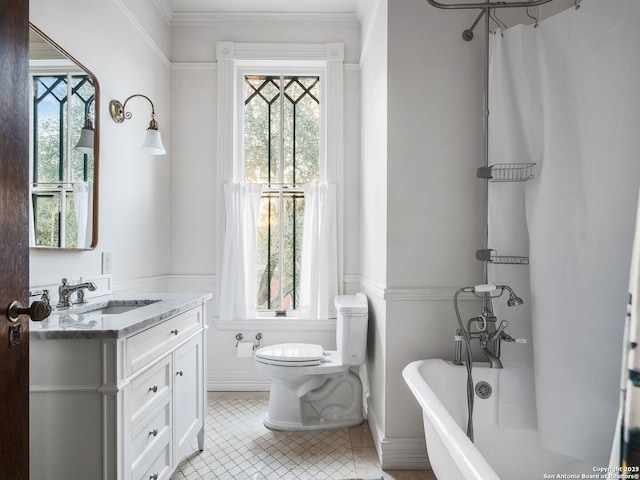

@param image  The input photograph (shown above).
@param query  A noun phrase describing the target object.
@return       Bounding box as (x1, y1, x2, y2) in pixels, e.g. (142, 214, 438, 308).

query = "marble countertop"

(29, 292, 212, 340)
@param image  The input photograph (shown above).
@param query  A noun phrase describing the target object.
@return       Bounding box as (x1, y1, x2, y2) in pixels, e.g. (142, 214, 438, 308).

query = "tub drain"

(475, 381, 492, 399)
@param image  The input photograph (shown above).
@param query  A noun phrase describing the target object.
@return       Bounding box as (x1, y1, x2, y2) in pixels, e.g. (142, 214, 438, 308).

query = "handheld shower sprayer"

(459, 283, 524, 307)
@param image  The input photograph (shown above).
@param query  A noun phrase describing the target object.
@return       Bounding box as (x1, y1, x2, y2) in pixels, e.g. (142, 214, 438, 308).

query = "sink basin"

(70, 300, 160, 315)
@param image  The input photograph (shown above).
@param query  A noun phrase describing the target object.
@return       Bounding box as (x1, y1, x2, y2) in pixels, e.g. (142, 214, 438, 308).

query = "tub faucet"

(57, 278, 97, 308)
(479, 332, 503, 368)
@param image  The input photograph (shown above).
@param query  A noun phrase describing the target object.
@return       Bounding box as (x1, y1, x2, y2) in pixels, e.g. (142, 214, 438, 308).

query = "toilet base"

(264, 370, 364, 431)
(264, 414, 364, 431)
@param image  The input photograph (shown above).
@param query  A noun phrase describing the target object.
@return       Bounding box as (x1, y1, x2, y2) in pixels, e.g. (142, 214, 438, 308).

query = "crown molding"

(114, 0, 170, 68)
(153, 0, 173, 24)
(171, 11, 359, 27)
(171, 62, 217, 70)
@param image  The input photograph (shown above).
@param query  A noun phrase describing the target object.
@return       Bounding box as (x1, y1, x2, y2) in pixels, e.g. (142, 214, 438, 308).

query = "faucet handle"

(76, 289, 88, 304)
(500, 332, 527, 344)
(489, 320, 509, 341)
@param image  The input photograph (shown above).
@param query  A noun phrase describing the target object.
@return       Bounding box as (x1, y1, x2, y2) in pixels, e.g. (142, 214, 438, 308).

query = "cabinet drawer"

(132, 434, 171, 480)
(127, 307, 203, 374)
(130, 357, 171, 424)
(131, 399, 171, 471)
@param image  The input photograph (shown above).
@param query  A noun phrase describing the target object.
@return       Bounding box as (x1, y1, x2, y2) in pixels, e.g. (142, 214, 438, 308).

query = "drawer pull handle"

(176, 370, 184, 377)
(170, 329, 179, 336)
(149, 428, 158, 437)
(148, 385, 158, 393)
(149, 474, 158, 480)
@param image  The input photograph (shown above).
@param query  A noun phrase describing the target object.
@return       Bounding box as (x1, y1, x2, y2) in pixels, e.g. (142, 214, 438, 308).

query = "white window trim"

(215, 41, 345, 320)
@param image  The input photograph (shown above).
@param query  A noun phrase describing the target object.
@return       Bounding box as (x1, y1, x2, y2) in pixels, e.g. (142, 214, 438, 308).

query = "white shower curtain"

(488, 0, 640, 464)
(299, 183, 338, 319)
(219, 183, 262, 321)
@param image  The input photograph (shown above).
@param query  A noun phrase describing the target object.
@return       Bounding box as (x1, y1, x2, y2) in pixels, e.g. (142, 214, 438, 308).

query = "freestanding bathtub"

(402, 359, 589, 480)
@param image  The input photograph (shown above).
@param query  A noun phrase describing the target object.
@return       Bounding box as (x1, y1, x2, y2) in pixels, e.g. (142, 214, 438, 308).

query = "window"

(243, 75, 321, 312)
(30, 73, 94, 248)
(217, 42, 343, 320)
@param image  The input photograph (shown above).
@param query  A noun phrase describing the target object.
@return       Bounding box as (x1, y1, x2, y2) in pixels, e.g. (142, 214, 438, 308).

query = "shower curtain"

(488, 0, 640, 464)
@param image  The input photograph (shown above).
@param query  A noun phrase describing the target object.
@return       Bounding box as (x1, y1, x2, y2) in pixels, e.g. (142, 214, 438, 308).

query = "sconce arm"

(109, 94, 157, 124)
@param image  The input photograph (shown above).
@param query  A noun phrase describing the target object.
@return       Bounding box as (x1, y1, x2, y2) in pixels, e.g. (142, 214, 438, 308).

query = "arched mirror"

(28, 23, 99, 250)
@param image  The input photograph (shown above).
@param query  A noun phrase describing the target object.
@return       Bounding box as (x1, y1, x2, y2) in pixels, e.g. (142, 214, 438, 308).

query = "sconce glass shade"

(74, 119, 94, 154)
(142, 126, 166, 156)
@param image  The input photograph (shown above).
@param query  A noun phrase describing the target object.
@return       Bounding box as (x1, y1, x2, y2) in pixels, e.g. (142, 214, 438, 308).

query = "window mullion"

(278, 74, 285, 311)
(65, 73, 73, 184)
(60, 73, 74, 248)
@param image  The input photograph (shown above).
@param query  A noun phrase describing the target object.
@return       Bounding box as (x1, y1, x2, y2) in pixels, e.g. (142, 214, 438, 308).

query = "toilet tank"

(334, 293, 368, 366)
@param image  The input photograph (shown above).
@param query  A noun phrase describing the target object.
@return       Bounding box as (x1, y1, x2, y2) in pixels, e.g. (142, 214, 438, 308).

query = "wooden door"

(0, 0, 31, 478)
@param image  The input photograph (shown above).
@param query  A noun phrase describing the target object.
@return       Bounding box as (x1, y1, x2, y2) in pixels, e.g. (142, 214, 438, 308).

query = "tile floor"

(171, 392, 436, 480)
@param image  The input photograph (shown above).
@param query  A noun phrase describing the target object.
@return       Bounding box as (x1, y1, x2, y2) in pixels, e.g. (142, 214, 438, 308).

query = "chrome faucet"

(479, 332, 503, 368)
(453, 284, 525, 369)
(57, 278, 97, 308)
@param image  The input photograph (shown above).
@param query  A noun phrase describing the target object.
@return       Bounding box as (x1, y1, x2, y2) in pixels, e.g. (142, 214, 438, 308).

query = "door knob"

(6, 300, 52, 322)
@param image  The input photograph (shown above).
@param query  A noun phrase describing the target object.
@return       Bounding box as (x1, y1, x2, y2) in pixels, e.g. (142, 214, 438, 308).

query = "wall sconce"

(109, 94, 166, 155)
(74, 98, 95, 155)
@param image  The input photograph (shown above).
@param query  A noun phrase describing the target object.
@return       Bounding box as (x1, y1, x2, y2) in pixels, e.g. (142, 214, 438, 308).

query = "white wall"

(358, 0, 389, 452)
(358, 0, 487, 467)
(29, 0, 172, 287)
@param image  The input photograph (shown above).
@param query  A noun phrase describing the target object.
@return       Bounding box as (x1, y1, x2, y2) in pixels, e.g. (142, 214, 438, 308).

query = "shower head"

(502, 285, 524, 307)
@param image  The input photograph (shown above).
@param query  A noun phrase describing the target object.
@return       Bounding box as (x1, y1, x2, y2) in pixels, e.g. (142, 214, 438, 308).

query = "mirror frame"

(29, 23, 100, 251)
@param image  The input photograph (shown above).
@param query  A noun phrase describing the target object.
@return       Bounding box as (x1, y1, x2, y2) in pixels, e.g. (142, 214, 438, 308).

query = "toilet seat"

(254, 343, 324, 367)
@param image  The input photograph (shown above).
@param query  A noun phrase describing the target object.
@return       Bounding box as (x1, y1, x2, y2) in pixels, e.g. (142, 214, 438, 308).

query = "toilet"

(254, 293, 368, 431)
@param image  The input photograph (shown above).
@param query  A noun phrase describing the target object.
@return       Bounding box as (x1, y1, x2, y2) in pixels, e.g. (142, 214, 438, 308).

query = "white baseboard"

(367, 401, 431, 470)
(379, 437, 431, 470)
(208, 372, 270, 392)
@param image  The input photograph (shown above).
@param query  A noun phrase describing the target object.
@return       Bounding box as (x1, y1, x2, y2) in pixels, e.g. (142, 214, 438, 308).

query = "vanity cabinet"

(29, 294, 209, 480)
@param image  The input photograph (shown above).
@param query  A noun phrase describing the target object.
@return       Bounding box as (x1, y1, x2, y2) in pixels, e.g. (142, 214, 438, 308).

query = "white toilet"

(254, 293, 368, 431)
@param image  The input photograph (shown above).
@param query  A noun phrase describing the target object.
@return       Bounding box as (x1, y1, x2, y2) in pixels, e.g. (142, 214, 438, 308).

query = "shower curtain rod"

(426, 0, 555, 10)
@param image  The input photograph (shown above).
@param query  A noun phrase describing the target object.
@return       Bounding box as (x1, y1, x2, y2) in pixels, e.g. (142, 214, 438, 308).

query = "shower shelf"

(476, 249, 529, 265)
(477, 163, 536, 182)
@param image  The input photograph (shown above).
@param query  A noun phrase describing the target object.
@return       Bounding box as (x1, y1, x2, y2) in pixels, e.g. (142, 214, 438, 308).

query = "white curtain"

(73, 181, 92, 248)
(219, 183, 262, 321)
(299, 183, 338, 319)
(488, 0, 640, 464)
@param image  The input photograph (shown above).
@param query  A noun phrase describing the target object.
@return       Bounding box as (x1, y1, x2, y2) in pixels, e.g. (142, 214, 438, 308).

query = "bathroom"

(1, 0, 638, 478)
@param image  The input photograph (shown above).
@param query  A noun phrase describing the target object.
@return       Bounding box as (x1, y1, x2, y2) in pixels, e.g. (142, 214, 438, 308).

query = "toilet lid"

(254, 343, 324, 366)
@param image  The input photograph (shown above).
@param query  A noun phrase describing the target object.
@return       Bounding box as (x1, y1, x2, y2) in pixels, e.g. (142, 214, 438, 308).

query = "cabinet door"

(173, 333, 204, 463)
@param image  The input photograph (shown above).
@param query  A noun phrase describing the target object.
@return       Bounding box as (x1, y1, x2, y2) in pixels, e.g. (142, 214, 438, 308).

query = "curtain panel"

(299, 183, 339, 320)
(219, 183, 262, 321)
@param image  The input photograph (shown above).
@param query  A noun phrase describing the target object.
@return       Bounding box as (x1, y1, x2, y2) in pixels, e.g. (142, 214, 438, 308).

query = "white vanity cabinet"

(29, 294, 210, 480)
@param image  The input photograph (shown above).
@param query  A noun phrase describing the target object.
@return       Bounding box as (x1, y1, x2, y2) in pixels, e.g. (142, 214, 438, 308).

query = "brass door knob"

(7, 300, 52, 322)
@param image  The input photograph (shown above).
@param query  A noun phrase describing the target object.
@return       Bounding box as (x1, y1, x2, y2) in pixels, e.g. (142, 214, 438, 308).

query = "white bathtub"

(402, 359, 589, 480)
